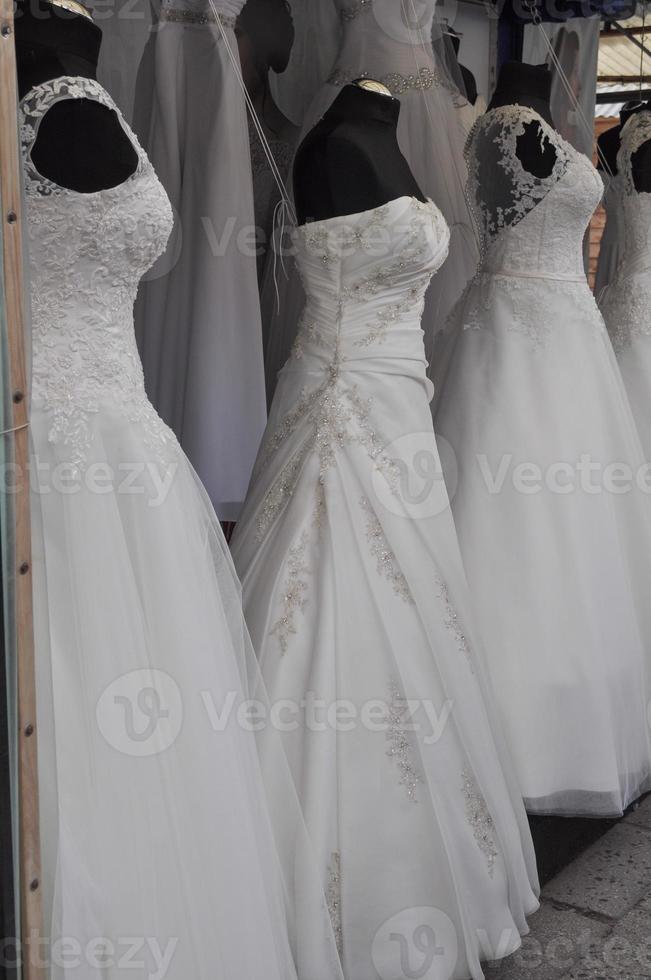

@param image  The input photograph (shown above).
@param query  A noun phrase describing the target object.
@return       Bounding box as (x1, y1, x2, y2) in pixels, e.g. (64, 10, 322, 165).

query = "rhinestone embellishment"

(340, 0, 373, 20)
(462, 768, 498, 876)
(269, 530, 311, 654)
(385, 681, 422, 801)
(328, 66, 444, 96)
(326, 852, 343, 956)
(159, 6, 236, 27)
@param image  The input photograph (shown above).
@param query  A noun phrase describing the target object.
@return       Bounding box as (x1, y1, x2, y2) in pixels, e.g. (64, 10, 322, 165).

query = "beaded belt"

(328, 66, 448, 96)
(159, 6, 236, 27)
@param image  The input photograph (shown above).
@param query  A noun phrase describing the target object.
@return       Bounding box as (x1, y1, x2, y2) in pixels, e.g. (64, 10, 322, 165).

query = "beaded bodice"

(288, 196, 449, 385)
(467, 105, 602, 279)
(328, 0, 458, 98)
(21, 77, 175, 472)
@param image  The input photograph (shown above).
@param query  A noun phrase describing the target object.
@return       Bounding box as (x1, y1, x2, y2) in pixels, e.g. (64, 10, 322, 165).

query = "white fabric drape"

(262, 0, 479, 404)
(134, 0, 267, 520)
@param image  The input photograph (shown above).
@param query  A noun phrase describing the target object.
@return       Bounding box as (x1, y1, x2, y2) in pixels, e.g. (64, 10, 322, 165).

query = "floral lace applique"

(466, 105, 570, 255)
(360, 498, 412, 602)
(269, 530, 311, 654)
(602, 280, 651, 354)
(434, 575, 473, 670)
(602, 111, 651, 338)
(20, 77, 176, 474)
(457, 272, 604, 351)
(461, 769, 498, 876)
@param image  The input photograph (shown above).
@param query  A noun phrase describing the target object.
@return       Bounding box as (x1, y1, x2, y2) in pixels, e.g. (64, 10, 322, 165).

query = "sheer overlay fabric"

(22, 76, 344, 980)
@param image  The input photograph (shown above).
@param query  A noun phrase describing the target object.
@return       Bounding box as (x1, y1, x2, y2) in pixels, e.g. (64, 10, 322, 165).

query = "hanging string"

(523, 0, 612, 173)
(208, 0, 297, 227)
(403, 0, 482, 253)
(640, 3, 647, 101)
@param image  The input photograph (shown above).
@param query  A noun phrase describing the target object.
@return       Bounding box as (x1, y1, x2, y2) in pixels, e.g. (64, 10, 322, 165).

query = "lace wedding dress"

(133, 0, 266, 520)
(231, 196, 539, 979)
(600, 112, 651, 456)
(262, 0, 478, 401)
(436, 105, 651, 816)
(22, 77, 343, 980)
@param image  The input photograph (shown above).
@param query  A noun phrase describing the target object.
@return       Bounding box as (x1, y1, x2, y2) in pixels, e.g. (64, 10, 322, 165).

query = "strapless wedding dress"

(436, 105, 651, 817)
(22, 76, 342, 980)
(262, 0, 478, 402)
(232, 195, 539, 979)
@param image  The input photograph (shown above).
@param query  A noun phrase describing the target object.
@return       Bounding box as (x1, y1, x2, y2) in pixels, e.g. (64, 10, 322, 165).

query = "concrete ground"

(486, 795, 651, 979)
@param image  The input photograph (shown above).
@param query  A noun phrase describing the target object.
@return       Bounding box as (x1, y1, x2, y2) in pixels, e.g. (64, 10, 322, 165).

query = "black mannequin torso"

(16, 0, 138, 193)
(293, 83, 426, 225)
(449, 32, 478, 106)
(597, 102, 651, 192)
(489, 61, 557, 179)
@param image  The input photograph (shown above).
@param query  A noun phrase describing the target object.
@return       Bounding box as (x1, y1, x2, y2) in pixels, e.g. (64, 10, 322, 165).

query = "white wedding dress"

(134, 0, 267, 520)
(436, 105, 651, 817)
(600, 111, 651, 456)
(262, 0, 478, 401)
(232, 196, 539, 979)
(22, 76, 343, 980)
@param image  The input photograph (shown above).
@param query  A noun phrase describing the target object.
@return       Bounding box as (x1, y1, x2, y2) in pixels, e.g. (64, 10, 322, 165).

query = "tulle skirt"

(30, 403, 343, 980)
(435, 273, 651, 816)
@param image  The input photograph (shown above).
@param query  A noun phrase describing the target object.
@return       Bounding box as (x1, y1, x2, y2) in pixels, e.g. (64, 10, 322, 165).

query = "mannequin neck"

(489, 61, 554, 127)
(15, 0, 101, 99)
(620, 101, 651, 128)
(325, 84, 400, 128)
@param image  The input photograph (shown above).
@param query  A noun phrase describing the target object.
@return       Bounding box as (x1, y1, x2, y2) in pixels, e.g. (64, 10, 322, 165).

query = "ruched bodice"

(286, 196, 449, 390)
(468, 105, 602, 280)
(329, 0, 459, 97)
(21, 77, 175, 472)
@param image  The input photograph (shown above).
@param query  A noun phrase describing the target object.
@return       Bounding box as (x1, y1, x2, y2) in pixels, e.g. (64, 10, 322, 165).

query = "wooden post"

(0, 3, 44, 977)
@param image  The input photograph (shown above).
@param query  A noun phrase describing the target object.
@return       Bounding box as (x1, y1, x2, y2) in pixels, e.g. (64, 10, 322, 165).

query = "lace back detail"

(467, 105, 570, 251)
(20, 76, 145, 197)
(618, 111, 651, 196)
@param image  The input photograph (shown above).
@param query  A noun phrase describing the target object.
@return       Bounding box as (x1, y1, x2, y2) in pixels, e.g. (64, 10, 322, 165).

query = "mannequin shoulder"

(31, 98, 140, 193)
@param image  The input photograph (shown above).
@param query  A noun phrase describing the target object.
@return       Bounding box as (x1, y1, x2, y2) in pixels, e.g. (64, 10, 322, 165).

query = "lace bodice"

(21, 77, 175, 472)
(613, 111, 651, 272)
(328, 0, 460, 98)
(289, 196, 449, 378)
(599, 113, 651, 352)
(467, 105, 603, 279)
